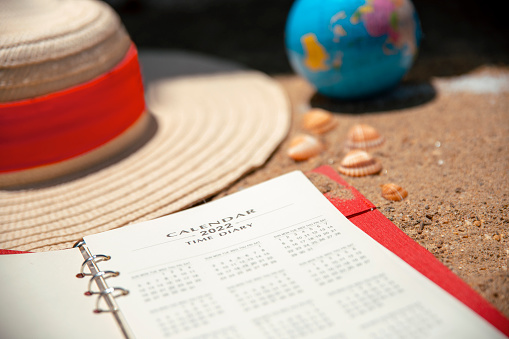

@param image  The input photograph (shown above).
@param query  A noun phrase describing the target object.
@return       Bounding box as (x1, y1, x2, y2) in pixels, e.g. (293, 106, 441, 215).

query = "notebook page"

(84, 171, 505, 339)
(0, 248, 123, 339)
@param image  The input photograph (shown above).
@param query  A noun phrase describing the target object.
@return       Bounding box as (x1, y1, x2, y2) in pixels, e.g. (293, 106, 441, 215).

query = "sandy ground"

(215, 68, 509, 319)
(112, 0, 509, 319)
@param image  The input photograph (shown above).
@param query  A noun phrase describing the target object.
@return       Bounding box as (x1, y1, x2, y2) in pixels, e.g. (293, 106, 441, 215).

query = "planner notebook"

(0, 166, 508, 339)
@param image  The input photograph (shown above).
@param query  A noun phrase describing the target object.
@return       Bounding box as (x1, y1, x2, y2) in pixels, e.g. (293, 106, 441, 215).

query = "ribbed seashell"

(302, 108, 337, 134)
(337, 150, 382, 177)
(288, 134, 324, 161)
(381, 183, 408, 201)
(345, 124, 385, 151)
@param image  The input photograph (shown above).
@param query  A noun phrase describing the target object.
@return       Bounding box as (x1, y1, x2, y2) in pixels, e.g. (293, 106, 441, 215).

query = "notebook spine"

(73, 240, 135, 339)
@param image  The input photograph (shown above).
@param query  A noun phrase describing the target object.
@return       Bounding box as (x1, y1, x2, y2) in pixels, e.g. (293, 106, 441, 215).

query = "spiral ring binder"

(76, 254, 111, 278)
(73, 240, 135, 339)
(94, 287, 130, 313)
(85, 270, 120, 296)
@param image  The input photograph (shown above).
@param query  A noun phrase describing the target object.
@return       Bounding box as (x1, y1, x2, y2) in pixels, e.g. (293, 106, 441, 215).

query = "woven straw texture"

(0, 0, 291, 251)
(0, 0, 130, 102)
(0, 66, 290, 252)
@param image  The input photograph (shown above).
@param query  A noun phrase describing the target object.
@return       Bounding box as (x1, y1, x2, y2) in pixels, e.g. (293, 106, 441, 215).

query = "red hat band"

(0, 44, 146, 175)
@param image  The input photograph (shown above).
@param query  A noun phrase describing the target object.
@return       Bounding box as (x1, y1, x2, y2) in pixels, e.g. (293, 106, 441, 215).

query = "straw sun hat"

(0, 0, 291, 252)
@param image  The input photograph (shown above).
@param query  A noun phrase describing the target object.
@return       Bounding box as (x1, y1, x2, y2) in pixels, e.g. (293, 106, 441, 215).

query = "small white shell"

(288, 134, 324, 161)
(301, 108, 337, 134)
(345, 123, 385, 151)
(337, 150, 382, 177)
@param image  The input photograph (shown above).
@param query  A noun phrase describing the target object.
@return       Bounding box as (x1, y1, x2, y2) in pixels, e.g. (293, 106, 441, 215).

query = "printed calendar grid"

(301, 243, 370, 286)
(132, 262, 201, 303)
(329, 273, 404, 318)
(205, 242, 277, 280)
(151, 294, 224, 337)
(253, 301, 334, 339)
(275, 219, 341, 257)
(360, 303, 442, 339)
(228, 270, 303, 311)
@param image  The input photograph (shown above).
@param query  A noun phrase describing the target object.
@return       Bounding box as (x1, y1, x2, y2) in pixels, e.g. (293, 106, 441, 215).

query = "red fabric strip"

(0, 43, 146, 172)
(0, 249, 28, 255)
(312, 164, 376, 217)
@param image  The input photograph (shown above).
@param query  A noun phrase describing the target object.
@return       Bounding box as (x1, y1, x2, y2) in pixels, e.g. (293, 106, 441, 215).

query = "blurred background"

(104, 0, 509, 83)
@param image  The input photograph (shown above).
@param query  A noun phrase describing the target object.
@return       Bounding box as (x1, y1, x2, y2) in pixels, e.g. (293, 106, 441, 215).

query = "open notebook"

(1, 166, 508, 338)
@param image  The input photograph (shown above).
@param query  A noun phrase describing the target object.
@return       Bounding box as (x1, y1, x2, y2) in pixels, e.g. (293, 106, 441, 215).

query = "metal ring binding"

(73, 240, 135, 339)
(93, 287, 130, 313)
(76, 254, 111, 278)
(84, 270, 120, 296)
(73, 239, 86, 248)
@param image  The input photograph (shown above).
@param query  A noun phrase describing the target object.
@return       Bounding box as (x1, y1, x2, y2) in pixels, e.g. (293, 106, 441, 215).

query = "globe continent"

(285, 0, 421, 99)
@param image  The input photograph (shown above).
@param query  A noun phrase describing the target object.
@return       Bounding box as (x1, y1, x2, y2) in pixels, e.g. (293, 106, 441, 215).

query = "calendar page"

(84, 171, 505, 339)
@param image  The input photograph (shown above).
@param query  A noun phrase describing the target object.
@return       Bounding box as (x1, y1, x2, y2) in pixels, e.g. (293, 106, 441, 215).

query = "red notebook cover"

(2, 165, 508, 336)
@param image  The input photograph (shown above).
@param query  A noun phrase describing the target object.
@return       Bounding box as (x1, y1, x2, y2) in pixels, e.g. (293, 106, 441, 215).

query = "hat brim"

(0, 50, 291, 252)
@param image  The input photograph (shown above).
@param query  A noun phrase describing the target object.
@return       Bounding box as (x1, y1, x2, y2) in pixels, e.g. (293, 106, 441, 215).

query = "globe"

(285, 0, 422, 99)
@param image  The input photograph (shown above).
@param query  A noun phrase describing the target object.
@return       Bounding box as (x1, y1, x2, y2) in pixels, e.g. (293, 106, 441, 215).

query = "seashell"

(337, 150, 382, 177)
(301, 108, 337, 134)
(345, 123, 385, 151)
(288, 134, 324, 161)
(381, 183, 408, 201)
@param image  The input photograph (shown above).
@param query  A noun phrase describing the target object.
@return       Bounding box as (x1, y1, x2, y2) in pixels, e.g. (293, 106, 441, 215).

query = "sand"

(213, 67, 509, 319)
